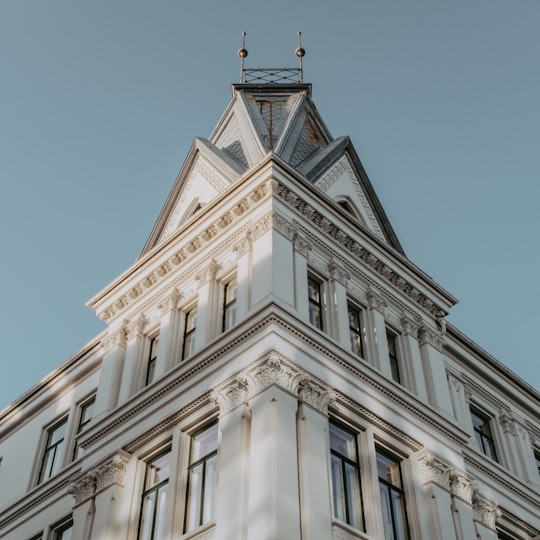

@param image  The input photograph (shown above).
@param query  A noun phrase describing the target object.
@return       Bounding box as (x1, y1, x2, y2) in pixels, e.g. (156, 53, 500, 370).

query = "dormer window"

(337, 200, 355, 215)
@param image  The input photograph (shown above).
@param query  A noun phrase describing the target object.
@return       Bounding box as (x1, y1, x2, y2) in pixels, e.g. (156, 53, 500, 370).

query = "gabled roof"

(141, 82, 403, 257)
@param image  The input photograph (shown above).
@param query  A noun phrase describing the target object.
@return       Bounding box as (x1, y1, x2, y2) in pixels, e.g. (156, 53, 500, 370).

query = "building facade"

(0, 74, 539, 540)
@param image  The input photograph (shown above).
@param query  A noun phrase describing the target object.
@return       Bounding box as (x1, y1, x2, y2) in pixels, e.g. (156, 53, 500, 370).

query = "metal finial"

(295, 32, 305, 83)
(238, 32, 248, 82)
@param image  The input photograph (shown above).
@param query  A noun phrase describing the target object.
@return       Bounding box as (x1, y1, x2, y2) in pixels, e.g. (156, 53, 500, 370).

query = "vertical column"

(328, 260, 350, 344)
(518, 428, 540, 485)
(246, 385, 301, 540)
(194, 260, 218, 350)
(94, 325, 127, 418)
(447, 374, 473, 428)
(213, 398, 251, 540)
(69, 452, 134, 540)
(418, 325, 453, 415)
(117, 315, 146, 404)
(155, 289, 182, 374)
(296, 381, 335, 540)
(400, 316, 428, 400)
(498, 410, 528, 478)
(366, 289, 390, 374)
(472, 490, 500, 540)
(416, 452, 458, 540)
(448, 470, 477, 540)
(233, 235, 251, 321)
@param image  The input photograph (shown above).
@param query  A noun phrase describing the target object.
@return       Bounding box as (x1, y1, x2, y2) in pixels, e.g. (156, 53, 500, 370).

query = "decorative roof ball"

(238, 48, 248, 58)
(295, 47, 305, 58)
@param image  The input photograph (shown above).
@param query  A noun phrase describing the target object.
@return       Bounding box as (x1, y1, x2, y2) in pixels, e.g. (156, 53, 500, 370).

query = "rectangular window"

(329, 421, 364, 530)
(145, 336, 159, 386)
(376, 448, 410, 540)
(470, 407, 498, 462)
(38, 416, 68, 484)
(184, 423, 219, 533)
(138, 449, 172, 540)
(534, 449, 540, 476)
(182, 308, 197, 361)
(51, 518, 73, 540)
(222, 278, 237, 332)
(348, 303, 365, 358)
(72, 396, 96, 460)
(386, 330, 401, 384)
(308, 276, 323, 330)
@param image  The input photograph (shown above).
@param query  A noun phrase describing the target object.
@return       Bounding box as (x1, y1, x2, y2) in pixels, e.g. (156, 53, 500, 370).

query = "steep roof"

(140, 83, 404, 257)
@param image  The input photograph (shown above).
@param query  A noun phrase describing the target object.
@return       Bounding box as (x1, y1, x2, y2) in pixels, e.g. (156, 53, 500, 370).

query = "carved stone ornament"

(292, 231, 312, 256)
(366, 289, 387, 313)
(68, 451, 131, 505)
(417, 451, 452, 489)
(448, 470, 475, 503)
(195, 259, 218, 285)
(125, 314, 146, 341)
(211, 353, 335, 415)
(499, 409, 518, 436)
(400, 315, 419, 336)
(101, 324, 128, 355)
(417, 325, 445, 352)
(328, 260, 350, 286)
(159, 288, 182, 314)
(472, 488, 501, 530)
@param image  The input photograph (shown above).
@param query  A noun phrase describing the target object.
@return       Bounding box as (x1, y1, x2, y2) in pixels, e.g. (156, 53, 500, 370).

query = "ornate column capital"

(159, 288, 182, 314)
(125, 314, 146, 341)
(195, 259, 218, 286)
(472, 488, 501, 530)
(292, 232, 312, 257)
(297, 378, 336, 414)
(499, 409, 518, 436)
(273, 213, 296, 241)
(448, 469, 475, 503)
(328, 260, 350, 286)
(417, 451, 452, 489)
(101, 324, 128, 355)
(68, 451, 131, 505)
(211, 377, 249, 415)
(417, 324, 445, 352)
(366, 289, 387, 313)
(400, 314, 419, 336)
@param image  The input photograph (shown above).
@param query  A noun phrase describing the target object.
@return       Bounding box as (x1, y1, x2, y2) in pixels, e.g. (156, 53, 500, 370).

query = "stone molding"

(499, 409, 518, 436)
(159, 288, 182, 314)
(97, 179, 272, 322)
(292, 231, 312, 257)
(472, 488, 501, 530)
(125, 314, 146, 341)
(101, 325, 128, 355)
(211, 353, 336, 415)
(328, 260, 350, 286)
(449, 470, 475, 503)
(274, 180, 449, 319)
(400, 314, 419, 336)
(68, 451, 131, 505)
(195, 259, 218, 286)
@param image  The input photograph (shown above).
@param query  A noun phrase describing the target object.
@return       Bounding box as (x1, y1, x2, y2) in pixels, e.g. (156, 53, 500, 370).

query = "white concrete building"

(0, 69, 539, 540)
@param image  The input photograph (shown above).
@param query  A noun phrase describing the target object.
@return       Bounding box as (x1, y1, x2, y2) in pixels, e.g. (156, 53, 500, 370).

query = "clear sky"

(1, 0, 539, 411)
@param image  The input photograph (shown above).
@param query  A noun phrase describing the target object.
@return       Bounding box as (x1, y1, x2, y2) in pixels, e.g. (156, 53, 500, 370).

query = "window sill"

(332, 519, 374, 540)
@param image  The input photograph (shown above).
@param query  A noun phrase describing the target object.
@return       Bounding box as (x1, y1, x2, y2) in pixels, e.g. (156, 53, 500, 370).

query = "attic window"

(338, 200, 355, 215)
(190, 203, 202, 217)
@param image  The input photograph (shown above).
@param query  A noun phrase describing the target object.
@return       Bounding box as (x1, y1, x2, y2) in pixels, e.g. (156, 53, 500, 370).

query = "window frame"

(347, 301, 365, 359)
(50, 516, 73, 540)
(329, 419, 365, 531)
(181, 306, 198, 361)
(145, 334, 160, 387)
(386, 328, 402, 384)
(37, 415, 69, 485)
(72, 394, 96, 460)
(376, 446, 410, 540)
(308, 274, 325, 331)
(221, 276, 238, 333)
(470, 405, 499, 463)
(183, 423, 219, 533)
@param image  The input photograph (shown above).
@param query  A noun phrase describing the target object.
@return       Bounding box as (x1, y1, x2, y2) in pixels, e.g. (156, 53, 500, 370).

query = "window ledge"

(181, 521, 216, 540)
(332, 520, 374, 540)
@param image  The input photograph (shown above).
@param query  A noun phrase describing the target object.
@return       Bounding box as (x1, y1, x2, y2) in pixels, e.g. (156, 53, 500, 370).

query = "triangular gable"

(306, 138, 405, 254)
(140, 138, 243, 257)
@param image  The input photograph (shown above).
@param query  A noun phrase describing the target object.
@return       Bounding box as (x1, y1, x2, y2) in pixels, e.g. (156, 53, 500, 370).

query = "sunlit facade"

(0, 77, 539, 540)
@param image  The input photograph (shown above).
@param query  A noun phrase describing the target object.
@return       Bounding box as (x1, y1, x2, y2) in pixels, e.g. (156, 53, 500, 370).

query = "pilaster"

(156, 288, 182, 373)
(117, 315, 146, 403)
(292, 231, 312, 322)
(195, 259, 218, 348)
(399, 315, 428, 400)
(328, 260, 350, 345)
(472, 489, 500, 540)
(365, 289, 389, 373)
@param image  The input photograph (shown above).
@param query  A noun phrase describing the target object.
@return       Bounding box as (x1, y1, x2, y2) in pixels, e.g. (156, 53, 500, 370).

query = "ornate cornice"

(68, 451, 131, 505)
(98, 179, 272, 322)
(211, 354, 336, 415)
(472, 488, 500, 530)
(274, 181, 449, 319)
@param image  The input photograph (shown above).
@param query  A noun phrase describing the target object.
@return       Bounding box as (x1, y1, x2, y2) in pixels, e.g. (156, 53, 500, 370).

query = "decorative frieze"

(472, 488, 500, 530)
(68, 451, 131, 505)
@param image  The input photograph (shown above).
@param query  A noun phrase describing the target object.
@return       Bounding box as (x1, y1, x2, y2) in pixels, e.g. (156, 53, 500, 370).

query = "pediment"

(140, 138, 243, 256)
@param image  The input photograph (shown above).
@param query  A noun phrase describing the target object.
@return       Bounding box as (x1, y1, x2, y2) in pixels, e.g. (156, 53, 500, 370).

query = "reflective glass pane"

(202, 454, 217, 523)
(330, 423, 356, 461)
(379, 484, 395, 540)
(376, 452, 402, 489)
(139, 491, 156, 540)
(154, 484, 168, 539)
(331, 454, 346, 522)
(146, 450, 172, 489)
(192, 424, 219, 462)
(391, 489, 408, 540)
(186, 463, 203, 531)
(345, 461, 362, 528)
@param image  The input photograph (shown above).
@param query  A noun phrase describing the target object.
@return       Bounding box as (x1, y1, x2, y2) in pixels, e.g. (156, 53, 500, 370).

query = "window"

(329, 421, 364, 530)
(348, 303, 365, 358)
(534, 449, 540, 477)
(138, 449, 172, 540)
(145, 336, 159, 386)
(470, 407, 498, 462)
(72, 396, 95, 460)
(222, 278, 237, 332)
(308, 276, 323, 330)
(38, 416, 68, 484)
(386, 330, 401, 384)
(182, 308, 197, 361)
(376, 448, 410, 540)
(184, 423, 218, 532)
(51, 518, 73, 540)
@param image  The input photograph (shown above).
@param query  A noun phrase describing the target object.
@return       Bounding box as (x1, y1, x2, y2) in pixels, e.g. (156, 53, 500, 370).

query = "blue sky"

(1, 1, 538, 410)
